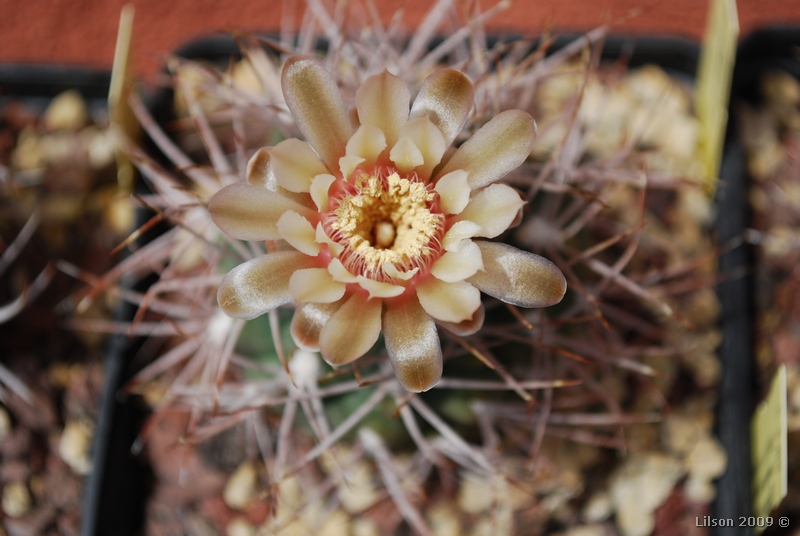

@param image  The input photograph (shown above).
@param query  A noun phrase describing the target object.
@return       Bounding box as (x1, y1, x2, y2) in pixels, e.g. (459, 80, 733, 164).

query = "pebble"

(59, 420, 93, 475)
(336, 462, 379, 514)
(226, 518, 254, 536)
(427, 501, 460, 536)
(685, 436, 727, 481)
(2, 482, 31, 518)
(610, 453, 685, 536)
(43, 90, 87, 131)
(222, 460, 257, 511)
(582, 491, 613, 522)
(458, 472, 494, 514)
(560, 525, 607, 536)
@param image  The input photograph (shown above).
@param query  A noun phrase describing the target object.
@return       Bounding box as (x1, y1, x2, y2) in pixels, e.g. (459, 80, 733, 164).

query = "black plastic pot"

(81, 31, 763, 536)
(0, 64, 144, 536)
(719, 27, 800, 535)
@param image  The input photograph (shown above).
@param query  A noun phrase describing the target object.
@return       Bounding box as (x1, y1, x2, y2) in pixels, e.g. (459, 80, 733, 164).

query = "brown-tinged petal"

(217, 251, 314, 320)
(356, 70, 410, 148)
(436, 303, 485, 336)
(289, 268, 347, 303)
(410, 68, 475, 146)
(435, 110, 536, 190)
(319, 292, 382, 365)
(209, 182, 315, 241)
(415, 278, 481, 323)
(383, 297, 442, 392)
(455, 183, 525, 238)
(430, 239, 484, 282)
(467, 241, 566, 308)
(246, 146, 272, 187)
(269, 139, 329, 193)
(282, 55, 353, 173)
(291, 300, 344, 351)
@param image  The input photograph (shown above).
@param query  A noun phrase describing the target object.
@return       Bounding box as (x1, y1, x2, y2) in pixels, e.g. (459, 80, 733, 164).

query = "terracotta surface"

(1, 0, 799, 80)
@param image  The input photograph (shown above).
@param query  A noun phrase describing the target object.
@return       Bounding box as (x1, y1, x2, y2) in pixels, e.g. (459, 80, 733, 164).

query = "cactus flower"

(209, 55, 566, 392)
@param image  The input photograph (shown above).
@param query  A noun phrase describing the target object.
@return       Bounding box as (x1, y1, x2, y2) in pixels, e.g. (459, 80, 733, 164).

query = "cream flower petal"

(430, 239, 484, 282)
(289, 268, 347, 303)
(435, 110, 536, 190)
(310, 174, 337, 211)
(356, 276, 405, 299)
(316, 223, 344, 257)
(291, 300, 344, 351)
(467, 241, 566, 307)
(209, 183, 315, 241)
(436, 303, 485, 336)
(217, 251, 313, 320)
(327, 258, 358, 283)
(397, 117, 446, 179)
(415, 278, 481, 323)
(442, 221, 481, 251)
(434, 169, 470, 214)
(389, 136, 424, 174)
(456, 183, 525, 238)
(282, 56, 353, 173)
(319, 292, 382, 365)
(383, 263, 419, 281)
(246, 147, 315, 207)
(344, 124, 387, 166)
(339, 155, 366, 182)
(356, 70, 410, 148)
(277, 210, 320, 256)
(269, 139, 329, 193)
(383, 297, 442, 392)
(410, 68, 475, 146)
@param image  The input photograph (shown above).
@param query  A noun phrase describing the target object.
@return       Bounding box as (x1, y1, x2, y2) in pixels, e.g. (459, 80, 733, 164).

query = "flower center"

(324, 168, 445, 282)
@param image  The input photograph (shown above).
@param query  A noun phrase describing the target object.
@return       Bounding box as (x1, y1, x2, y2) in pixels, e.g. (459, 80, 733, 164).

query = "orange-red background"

(1, 0, 799, 80)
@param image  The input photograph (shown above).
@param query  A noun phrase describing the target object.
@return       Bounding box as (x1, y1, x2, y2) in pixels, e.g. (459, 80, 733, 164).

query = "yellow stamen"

(332, 172, 442, 272)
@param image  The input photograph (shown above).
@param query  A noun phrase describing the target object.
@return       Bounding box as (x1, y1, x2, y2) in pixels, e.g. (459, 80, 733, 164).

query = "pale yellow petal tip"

(310, 174, 337, 211)
(356, 276, 405, 299)
(383, 263, 418, 281)
(289, 268, 346, 304)
(316, 223, 344, 257)
(328, 258, 358, 283)
(437, 304, 485, 336)
(434, 169, 471, 215)
(345, 124, 387, 167)
(277, 210, 320, 257)
(389, 136, 424, 174)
